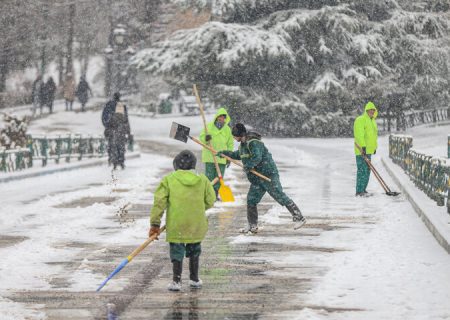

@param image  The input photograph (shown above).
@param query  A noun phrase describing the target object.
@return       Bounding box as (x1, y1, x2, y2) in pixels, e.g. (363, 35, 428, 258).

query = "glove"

(216, 151, 224, 158)
(362, 147, 366, 155)
(149, 225, 160, 239)
(226, 160, 231, 168)
(205, 134, 212, 142)
(374, 149, 376, 155)
(243, 166, 252, 174)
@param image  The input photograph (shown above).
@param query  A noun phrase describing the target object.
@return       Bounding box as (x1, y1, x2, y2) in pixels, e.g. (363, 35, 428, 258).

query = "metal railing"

(0, 147, 33, 172)
(389, 134, 450, 212)
(380, 107, 450, 132)
(29, 134, 108, 166)
(1, 134, 134, 172)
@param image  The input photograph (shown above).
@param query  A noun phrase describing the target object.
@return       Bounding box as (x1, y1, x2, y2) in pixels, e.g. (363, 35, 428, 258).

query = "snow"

(132, 21, 294, 73)
(1, 107, 450, 318)
(310, 72, 343, 93)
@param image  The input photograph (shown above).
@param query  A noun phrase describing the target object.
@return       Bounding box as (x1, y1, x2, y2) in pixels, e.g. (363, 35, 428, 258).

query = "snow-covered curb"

(381, 156, 450, 253)
(0, 151, 141, 184)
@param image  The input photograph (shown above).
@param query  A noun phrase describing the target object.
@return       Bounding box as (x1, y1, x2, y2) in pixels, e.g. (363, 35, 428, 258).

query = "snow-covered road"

(1, 109, 449, 319)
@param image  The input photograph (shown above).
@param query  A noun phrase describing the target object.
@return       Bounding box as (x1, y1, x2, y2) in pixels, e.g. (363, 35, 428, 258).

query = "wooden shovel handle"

(189, 136, 271, 182)
(354, 143, 390, 193)
(128, 226, 166, 262)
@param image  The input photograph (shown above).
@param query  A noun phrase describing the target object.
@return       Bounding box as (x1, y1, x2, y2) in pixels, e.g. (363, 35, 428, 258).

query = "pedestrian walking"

(216, 123, 306, 234)
(101, 92, 130, 169)
(43, 77, 56, 114)
(31, 75, 44, 116)
(76, 75, 92, 112)
(199, 108, 234, 199)
(149, 150, 216, 291)
(64, 72, 76, 111)
(353, 101, 378, 197)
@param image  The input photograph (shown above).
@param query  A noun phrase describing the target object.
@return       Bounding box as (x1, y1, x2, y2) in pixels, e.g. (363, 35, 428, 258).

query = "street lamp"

(104, 24, 136, 97)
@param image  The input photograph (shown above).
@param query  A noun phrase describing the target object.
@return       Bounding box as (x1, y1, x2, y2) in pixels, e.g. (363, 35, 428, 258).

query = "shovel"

(170, 122, 271, 182)
(355, 143, 400, 196)
(96, 226, 166, 292)
(193, 84, 234, 202)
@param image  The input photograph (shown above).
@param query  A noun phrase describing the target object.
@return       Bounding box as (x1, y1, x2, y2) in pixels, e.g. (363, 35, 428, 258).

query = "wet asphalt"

(4, 139, 375, 319)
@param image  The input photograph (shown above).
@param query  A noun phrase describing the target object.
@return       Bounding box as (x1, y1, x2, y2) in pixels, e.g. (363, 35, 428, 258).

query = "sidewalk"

(381, 154, 450, 253)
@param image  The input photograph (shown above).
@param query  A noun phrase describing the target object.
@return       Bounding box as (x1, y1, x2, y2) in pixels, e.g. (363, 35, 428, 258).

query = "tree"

(133, 0, 450, 136)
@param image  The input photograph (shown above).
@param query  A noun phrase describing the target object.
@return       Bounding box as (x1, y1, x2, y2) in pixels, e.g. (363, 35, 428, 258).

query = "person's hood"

(246, 131, 262, 141)
(172, 170, 201, 186)
(214, 107, 231, 125)
(364, 101, 378, 119)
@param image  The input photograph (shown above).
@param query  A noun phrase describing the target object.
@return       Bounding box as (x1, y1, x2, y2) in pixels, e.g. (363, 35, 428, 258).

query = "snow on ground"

(1, 106, 450, 319)
(400, 121, 450, 158)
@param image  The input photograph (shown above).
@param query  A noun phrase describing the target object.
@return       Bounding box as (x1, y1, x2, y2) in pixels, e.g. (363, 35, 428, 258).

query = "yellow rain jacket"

(199, 107, 234, 164)
(150, 170, 216, 243)
(354, 101, 378, 155)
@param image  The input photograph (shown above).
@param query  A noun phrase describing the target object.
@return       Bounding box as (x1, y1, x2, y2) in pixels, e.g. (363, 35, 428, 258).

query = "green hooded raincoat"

(354, 101, 378, 155)
(199, 108, 234, 165)
(150, 170, 216, 243)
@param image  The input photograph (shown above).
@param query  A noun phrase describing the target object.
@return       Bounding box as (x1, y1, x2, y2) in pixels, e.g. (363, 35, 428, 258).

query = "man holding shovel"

(354, 101, 378, 197)
(199, 107, 234, 200)
(216, 123, 306, 233)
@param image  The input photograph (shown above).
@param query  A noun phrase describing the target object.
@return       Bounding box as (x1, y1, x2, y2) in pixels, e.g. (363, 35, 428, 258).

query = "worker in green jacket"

(353, 101, 378, 197)
(149, 150, 216, 291)
(216, 123, 306, 234)
(199, 107, 234, 199)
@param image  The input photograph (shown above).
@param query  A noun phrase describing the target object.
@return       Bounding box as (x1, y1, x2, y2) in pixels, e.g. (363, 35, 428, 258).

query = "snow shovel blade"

(218, 179, 235, 202)
(169, 122, 190, 143)
(386, 191, 400, 196)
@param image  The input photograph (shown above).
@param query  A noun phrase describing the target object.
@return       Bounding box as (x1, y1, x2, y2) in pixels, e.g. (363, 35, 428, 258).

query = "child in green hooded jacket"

(149, 150, 216, 291)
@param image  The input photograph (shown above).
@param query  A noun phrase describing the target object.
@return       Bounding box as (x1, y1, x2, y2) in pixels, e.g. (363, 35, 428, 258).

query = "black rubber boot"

(286, 202, 303, 220)
(172, 260, 183, 283)
(286, 202, 306, 229)
(168, 260, 183, 291)
(189, 256, 199, 282)
(240, 205, 258, 234)
(247, 205, 258, 227)
(189, 256, 202, 288)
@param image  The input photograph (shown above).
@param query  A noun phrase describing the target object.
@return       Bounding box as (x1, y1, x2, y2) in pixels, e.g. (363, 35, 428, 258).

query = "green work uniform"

(219, 132, 292, 206)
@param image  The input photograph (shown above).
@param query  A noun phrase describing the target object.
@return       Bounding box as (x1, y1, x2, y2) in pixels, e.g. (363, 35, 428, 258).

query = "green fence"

(1, 134, 134, 172)
(29, 134, 108, 166)
(380, 107, 450, 132)
(0, 147, 33, 172)
(389, 134, 450, 213)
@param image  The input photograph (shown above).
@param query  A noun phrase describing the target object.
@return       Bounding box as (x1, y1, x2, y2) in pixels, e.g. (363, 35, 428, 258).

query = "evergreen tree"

(134, 0, 450, 136)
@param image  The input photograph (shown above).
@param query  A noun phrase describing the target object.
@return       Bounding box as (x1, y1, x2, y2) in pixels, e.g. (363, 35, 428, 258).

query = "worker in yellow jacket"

(199, 107, 234, 199)
(353, 101, 378, 196)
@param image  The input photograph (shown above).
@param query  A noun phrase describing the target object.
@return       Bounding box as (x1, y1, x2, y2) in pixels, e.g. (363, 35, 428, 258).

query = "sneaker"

(293, 216, 306, 230)
(239, 225, 258, 234)
(189, 279, 203, 288)
(168, 281, 181, 291)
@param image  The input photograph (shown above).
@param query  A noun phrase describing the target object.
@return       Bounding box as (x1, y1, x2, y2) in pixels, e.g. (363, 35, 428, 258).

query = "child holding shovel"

(149, 150, 216, 291)
(216, 123, 306, 234)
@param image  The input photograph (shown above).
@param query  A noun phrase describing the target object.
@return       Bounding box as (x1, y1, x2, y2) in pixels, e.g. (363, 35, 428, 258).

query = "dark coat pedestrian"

(64, 72, 76, 111)
(43, 77, 56, 113)
(31, 75, 44, 116)
(217, 123, 306, 233)
(101, 92, 131, 169)
(76, 76, 92, 111)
